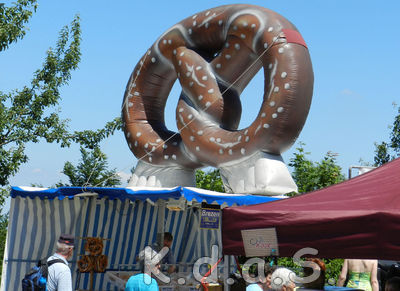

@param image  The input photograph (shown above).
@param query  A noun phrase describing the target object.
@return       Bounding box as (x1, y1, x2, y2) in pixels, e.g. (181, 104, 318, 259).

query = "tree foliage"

(289, 142, 345, 193)
(0, 10, 81, 186)
(195, 168, 225, 193)
(57, 147, 121, 187)
(374, 105, 400, 166)
(0, 0, 37, 51)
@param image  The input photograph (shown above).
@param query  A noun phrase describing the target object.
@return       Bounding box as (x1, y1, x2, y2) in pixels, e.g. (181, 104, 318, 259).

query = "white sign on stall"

(241, 228, 279, 257)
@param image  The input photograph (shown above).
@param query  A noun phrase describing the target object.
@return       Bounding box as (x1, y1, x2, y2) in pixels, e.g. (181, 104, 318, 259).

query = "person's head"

(303, 258, 326, 290)
(56, 234, 75, 259)
(265, 265, 276, 289)
(385, 276, 400, 291)
(270, 267, 296, 291)
(163, 232, 173, 248)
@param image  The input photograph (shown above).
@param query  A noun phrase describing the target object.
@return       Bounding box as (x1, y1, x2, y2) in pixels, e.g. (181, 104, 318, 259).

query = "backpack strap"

(47, 259, 67, 267)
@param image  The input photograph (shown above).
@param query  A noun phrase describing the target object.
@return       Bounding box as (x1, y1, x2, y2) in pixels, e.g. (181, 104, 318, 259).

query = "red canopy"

(222, 158, 400, 260)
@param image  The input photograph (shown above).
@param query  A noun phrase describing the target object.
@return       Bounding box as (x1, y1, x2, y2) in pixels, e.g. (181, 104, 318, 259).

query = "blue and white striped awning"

(10, 186, 280, 205)
(2, 186, 280, 290)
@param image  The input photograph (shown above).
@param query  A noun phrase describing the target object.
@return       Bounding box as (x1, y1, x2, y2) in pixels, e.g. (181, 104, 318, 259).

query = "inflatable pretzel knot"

(122, 4, 313, 194)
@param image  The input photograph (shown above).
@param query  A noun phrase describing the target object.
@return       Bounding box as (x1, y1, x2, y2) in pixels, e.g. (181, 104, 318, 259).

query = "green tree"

(289, 142, 345, 193)
(374, 105, 400, 166)
(0, 0, 37, 51)
(196, 168, 225, 193)
(57, 147, 121, 187)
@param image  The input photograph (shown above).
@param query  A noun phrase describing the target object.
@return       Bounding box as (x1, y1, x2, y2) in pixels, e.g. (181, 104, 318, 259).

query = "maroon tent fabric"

(222, 158, 400, 260)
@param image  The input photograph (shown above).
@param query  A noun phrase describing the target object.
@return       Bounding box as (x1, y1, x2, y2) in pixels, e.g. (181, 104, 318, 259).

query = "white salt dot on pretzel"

(186, 71, 191, 77)
(151, 146, 156, 152)
(272, 113, 278, 118)
(274, 87, 280, 93)
(129, 143, 132, 149)
(270, 101, 276, 107)
(277, 107, 284, 113)
(205, 102, 211, 107)
(198, 95, 203, 100)
(149, 157, 152, 162)
(216, 138, 221, 142)
(241, 148, 246, 155)
(188, 114, 193, 119)
(261, 112, 266, 118)
(284, 83, 290, 89)
(180, 52, 185, 57)
(268, 63, 273, 69)
(164, 155, 169, 160)
(268, 27, 273, 32)
(216, 64, 221, 69)
(251, 24, 256, 28)
(205, 11, 210, 16)
(193, 21, 197, 26)
(197, 130, 203, 136)
(173, 49, 177, 55)
(172, 154, 177, 160)
(202, 76, 208, 81)
(177, 72, 180, 77)
(243, 22, 248, 27)
(225, 54, 231, 59)
(244, 129, 249, 135)
(188, 28, 192, 35)
(281, 72, 287, 78)
(263, 123, 270, 129)
(208, 89, 214, 94)
(196, 66, 202, 70)
(205, 23, 209, 29)
(190, 136, 195, 141)
(179, 108, 184, 112)
(144, 143, 149, 148)
(189, 81, 194, 87)
(273, 36, 277, 42)
(127, 132, 131, 138)
(140, 60, 143, 65)
(134, 91, 140, 96)
(196, 146, 200, 151)
(210, 137, 215, 142)
(151, 57, 156, 63)
(172, 142, 178, 146)
(264, 43, 268, 49)
(218, 20, 223, 26)
(233, 26, 238, 31)
(156, 138, 161, 143)
(228, 149, 233, 155)
(240, 34, 246, 39)
(278, 47, 284, 54)
(225, 43, 230, 48)
(235, 44, 240, 50)
(132, 83, 136, 87)
(219, 149, 224, 154)
(163, 39, 167, 44)
(245, 136, 250, 142)
(168, 40, 172, 44)
(128, 102, 133, 107)
(134, 141, 138, 147)
(238, 136, 242, 141)
(163, 144, 168, 149)
(192, 14, 197, 19)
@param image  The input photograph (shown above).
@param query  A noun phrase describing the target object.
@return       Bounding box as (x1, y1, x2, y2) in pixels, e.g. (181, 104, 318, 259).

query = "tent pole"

(157, 200, 166, 245)
(224, 255, 230, 291)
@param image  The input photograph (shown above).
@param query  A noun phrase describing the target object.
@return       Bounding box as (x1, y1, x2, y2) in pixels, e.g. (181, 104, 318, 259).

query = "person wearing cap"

(47, 234, 75, 291)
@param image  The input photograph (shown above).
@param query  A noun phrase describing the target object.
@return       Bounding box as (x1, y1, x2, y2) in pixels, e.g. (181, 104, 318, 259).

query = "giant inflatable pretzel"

(122, 4, 313, 195)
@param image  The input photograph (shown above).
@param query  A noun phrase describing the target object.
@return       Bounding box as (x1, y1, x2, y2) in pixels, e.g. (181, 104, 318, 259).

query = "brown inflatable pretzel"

(122, 4, 313, 170)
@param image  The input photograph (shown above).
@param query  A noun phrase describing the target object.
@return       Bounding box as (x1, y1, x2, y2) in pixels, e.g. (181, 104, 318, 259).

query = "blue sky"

(1, 0, 400, 188)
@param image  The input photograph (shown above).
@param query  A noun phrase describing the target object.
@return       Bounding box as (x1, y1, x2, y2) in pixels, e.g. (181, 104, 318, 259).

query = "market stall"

(222, 158, 400, 260)
(1, 186, 280, 290)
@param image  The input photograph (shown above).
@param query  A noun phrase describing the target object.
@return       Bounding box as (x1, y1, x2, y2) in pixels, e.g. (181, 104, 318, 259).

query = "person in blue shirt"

(125, 248, 161, 291)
